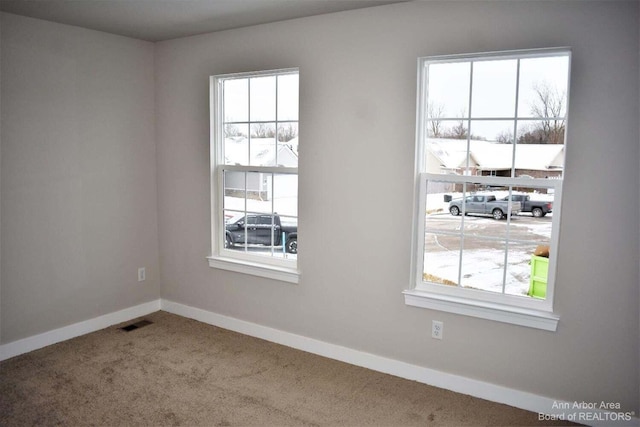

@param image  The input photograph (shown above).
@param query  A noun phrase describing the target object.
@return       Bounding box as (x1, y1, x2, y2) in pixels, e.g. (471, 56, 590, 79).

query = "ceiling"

(0, 0, 405, 42)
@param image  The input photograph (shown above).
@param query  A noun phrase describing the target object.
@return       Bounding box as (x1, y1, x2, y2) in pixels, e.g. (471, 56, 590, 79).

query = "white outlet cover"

(432, 320, 443, 339)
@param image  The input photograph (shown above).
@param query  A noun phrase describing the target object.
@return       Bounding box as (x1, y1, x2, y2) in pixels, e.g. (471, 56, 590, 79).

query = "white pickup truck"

(448, 194, 522, 220)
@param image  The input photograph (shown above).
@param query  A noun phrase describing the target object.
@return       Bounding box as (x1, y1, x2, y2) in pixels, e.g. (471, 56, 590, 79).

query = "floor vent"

(120, 319, 153, 332)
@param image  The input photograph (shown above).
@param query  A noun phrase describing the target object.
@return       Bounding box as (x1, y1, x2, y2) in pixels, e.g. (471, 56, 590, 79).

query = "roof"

(427, 138, 564, 172)
(225, 137, 298, 168)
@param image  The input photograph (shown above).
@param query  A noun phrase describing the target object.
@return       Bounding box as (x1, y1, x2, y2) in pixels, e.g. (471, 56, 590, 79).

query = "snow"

(426, 138, 564, 171)
(423, 191, 553, 297)
(424, 246, 535, 296)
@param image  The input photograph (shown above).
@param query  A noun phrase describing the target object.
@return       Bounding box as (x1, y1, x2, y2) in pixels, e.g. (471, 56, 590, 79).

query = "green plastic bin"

(528, 255, 549, 299)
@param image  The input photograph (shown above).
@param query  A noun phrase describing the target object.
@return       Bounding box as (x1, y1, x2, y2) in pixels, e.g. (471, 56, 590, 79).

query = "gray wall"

(0, 0, 638, 413)
(155, 1, 639, 411)
(0, 13, 160, 342)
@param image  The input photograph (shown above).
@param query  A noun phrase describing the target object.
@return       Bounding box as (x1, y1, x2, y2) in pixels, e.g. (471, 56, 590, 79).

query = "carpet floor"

(0, 311, 577, 426)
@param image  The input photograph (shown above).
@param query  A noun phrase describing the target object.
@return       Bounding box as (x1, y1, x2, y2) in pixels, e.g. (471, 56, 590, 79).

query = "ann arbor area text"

(552, 401, 623, 410)
(573, 401, 621, 410)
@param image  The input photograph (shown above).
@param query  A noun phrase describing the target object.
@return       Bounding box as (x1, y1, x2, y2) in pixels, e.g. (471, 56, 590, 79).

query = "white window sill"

(207, 255, 299, 284)
(403, 290, 559, 331)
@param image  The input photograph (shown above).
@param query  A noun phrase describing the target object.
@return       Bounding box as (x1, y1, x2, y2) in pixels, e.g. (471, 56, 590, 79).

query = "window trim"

(209, 68, 300, 283)
(406, 48, 571, 330)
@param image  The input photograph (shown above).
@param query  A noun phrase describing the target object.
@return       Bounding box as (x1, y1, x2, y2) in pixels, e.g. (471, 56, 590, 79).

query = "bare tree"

(448, 120, 468, 139)
(442, 109, 468, 139)
(427, 101, 445, 137)
(224, 124, 245, 138)
(250, 123, 276, 138)
(496, 129, 514, 144)
(528, 82, 566, 144)
(277, 123, 298, 142)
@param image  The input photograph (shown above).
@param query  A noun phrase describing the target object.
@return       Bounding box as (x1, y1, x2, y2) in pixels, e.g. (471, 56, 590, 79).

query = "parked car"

(501, 194, 552, 217)
(225, 214, 297, 254)
(449, 194, 521, 220)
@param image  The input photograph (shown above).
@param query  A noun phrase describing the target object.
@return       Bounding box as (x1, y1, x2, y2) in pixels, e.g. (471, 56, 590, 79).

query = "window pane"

(504, 187, 555, 223)
(460, 237, 506, 293)
(425, 180, 462, 232)
(518, 55, 569, 119)
(224, 209, 247, 250)
(454, 183, 514, 240)
(250, 76, 276, 122)
(469, 120, 515, 143)
(426, 120, 471, 141)
(224, 209, 244, 226)
(224, 125, 249, 165)
(277, 73, 299, 121)
(517, 119, 565, 145)
(277, 125, 298, 167)
(277, 122, 299, 153)
(423, 233, 461, 286)
(471, 59, 517, 118)
(515, 123, 565, 179)
(427, 62, 470, 118)
(245, 172, 272, 213)
(273, 174, 298, 217)
(468, 121, 515, 177)
(223, 78, 248, 123)
(250, 124, 276, 167)
(223, 171, 246, 210)
(425, 138, 471, 175)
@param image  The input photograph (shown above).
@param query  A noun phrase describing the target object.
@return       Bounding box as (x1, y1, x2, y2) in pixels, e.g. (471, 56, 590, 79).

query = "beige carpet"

(0, 311, 577, 426)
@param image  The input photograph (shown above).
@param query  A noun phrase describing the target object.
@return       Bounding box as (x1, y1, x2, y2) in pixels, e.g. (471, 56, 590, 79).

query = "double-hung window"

(209, 69, 299, 283)
(405, 48, 571, 330)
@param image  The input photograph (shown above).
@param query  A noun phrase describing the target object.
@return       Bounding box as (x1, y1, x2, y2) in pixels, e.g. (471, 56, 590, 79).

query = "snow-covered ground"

(423, 245, 536, 296)
(423, 191, 554, 297)
(224, 195, 298, 221)
(223, 188, 553, 297)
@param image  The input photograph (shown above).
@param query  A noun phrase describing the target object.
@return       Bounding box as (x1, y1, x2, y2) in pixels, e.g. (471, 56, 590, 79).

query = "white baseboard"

(1, 298, 636, 427)
(0, 299, 161, 361)
(161, 299, 639, 427)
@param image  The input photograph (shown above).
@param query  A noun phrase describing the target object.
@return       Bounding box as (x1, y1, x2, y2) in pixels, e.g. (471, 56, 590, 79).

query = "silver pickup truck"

(449, 194, 521, 220)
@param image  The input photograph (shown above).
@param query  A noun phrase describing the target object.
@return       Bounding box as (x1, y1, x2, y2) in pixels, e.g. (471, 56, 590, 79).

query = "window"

(405, 49, 571, 330)
(209, 69, 299, 283)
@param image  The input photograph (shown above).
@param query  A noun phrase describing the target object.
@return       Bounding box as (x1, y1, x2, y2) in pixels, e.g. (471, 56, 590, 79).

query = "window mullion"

(465, 61, 474, 173)
(243, 171, 248, 254)
(500, 58, 523, 295)
(275, 76, 279, 166)
(247, 78, 252, 166)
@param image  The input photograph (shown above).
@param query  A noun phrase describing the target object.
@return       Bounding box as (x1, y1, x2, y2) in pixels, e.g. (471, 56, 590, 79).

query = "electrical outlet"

(138, 267, 146, 282)
(432, 320, 443, 340)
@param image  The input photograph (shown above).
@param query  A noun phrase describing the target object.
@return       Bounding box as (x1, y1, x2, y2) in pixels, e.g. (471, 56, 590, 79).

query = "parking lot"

(423, 212, 553, 296)
(425, 211, 552, 249)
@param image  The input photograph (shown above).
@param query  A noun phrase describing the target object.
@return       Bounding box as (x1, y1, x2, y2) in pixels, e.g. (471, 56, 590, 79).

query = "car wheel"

(492, 208, 504, 220)
(532, 207, 543, 218)
(285, 237, 297, 254)
(449, 206, 460, 216)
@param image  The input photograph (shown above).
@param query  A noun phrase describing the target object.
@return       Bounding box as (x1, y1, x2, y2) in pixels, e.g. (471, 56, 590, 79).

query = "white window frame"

(208, 68, 299, 284)
(405, 48, 571, 331)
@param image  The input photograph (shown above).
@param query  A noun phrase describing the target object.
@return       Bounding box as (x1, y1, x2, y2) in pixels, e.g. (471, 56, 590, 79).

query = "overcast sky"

(426, 54, 570, 141)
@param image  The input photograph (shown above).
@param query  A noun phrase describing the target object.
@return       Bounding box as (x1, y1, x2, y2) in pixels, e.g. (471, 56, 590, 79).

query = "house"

(224, 137, 298, 201)
(426, 138, 564, 178)
(426, 138, 564, 192)
(0, 0, 638, 421)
